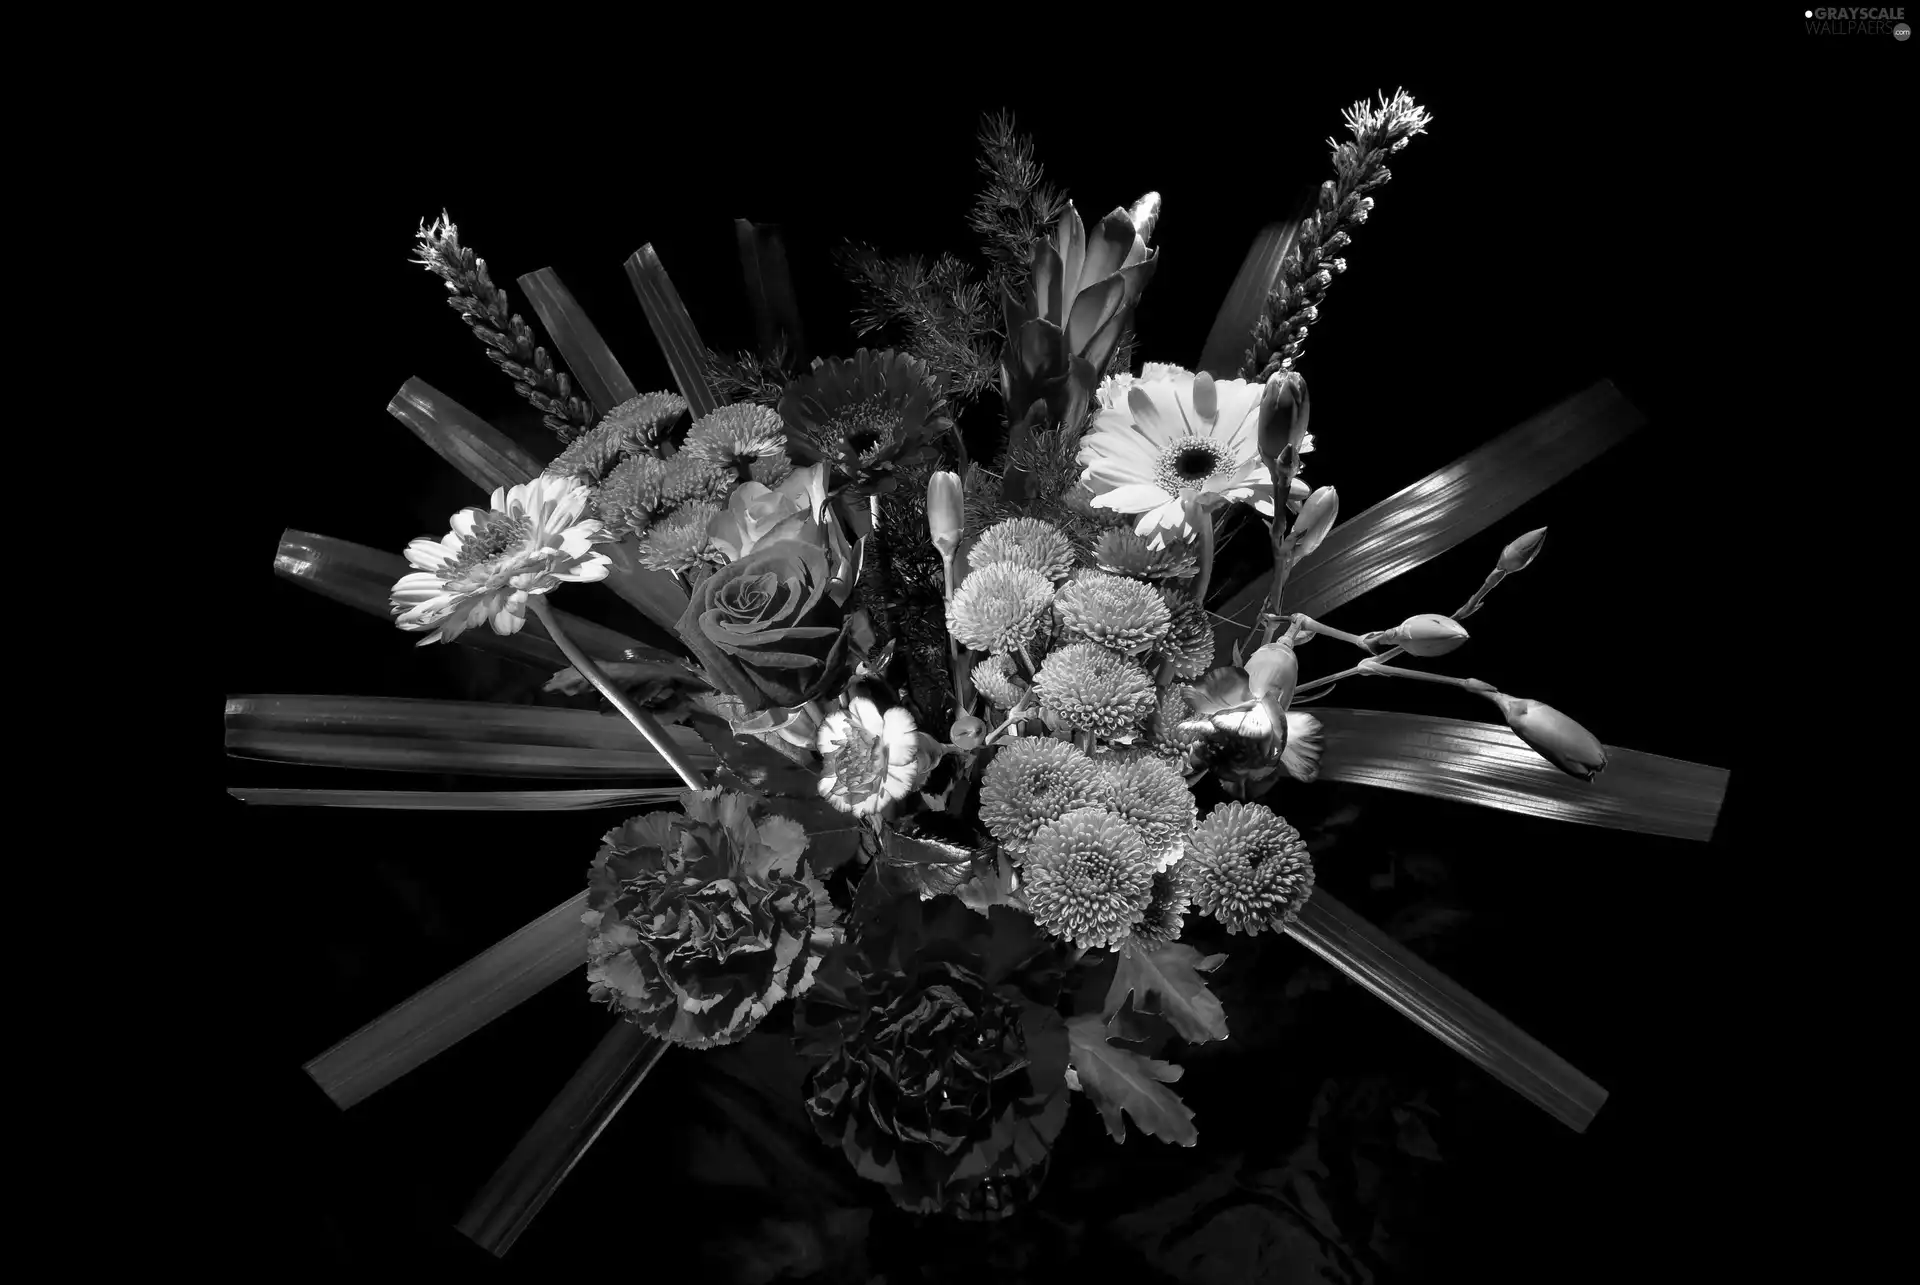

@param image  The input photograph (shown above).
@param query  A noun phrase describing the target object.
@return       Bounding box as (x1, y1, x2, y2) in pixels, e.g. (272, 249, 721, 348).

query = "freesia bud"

(1289, 486, 1339, 561)
(949, 714, 986, 751)
(1491, 694, 1608, 781)
(926, 471, 964, 562)
(1393, 613, 1469, 657)
(1256, 371, 1310, 466)
(1128, 191, 1162, 245)
(1245, 640, 1298, 706)
(1498, 527, 1549, 573)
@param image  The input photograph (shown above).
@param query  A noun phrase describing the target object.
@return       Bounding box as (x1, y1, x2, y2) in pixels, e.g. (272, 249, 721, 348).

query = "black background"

(202, 19, 1875, 1281)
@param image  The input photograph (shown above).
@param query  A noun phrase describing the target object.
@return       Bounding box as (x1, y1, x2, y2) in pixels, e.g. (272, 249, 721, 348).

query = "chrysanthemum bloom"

(971, 652, 1026, 712)
(635, 503, 724, 575)
(1128, 866, 1192, 950)
(1077, 365, 1275, 539)
(1033, 641, 1158, 741)
(817, 697, 933, 816)
(584, 790, 842, 1048)
(1159, 600, 1216, 680)
(777, 348, 953, 496)
(391, 474, 610, 646)
(1185, 802, 1315, 936)
(1092, 526, 1198, 582)
(968, 517, 1078, 583)
(1054, 572, 1172, 655)
(545, 390, 690, 482)
(1022, 807, 1156, 949)
(978, 736, 1103, 857)
(681, 402, 791, 483)
(948, 563, 1055, 654)
(593, 453, 671, 539)
(1096, 753, 1197, 872)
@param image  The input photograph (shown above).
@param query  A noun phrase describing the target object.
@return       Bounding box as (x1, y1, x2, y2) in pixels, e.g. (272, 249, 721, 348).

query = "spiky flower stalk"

(1246, 89, 1433, 380)
(411, 212, 600, 442)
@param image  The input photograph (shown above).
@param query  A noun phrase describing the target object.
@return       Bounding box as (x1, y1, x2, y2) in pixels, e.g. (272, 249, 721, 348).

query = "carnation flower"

(971, 652, 1026, 712)
(1159, 601, 1216, 679)
(681, 402, 790, 479)
(978, 736, 1103, 857)
(968, 517, 1078, 583)
(948, 563, 1055, 654)
(1095, 753, 1197, 872)
(390, 473, 611, 646)
(1054, 572, 1172, 655)
(816, 697, 933, 816)
(584, 790, 842, 1048)
(1128, 866, 1192, 950)
(1092, 526, 1198, 581)
(635, 503, 724, 574)
(1077, 366, 1274, 539)
(1185, 802, 1315, 936)
(1022, 807, 1156, 949)
(1033, 641, 1158, 741)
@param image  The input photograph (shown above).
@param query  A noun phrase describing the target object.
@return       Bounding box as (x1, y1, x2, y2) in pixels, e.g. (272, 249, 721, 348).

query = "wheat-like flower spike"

(412, 212, 600, 442)
(1243, 90, 1432, 380)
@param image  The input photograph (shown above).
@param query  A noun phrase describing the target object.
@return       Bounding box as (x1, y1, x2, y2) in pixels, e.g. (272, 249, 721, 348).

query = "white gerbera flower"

(389, 474, 612, 646)
(1077, 366, 1275, 539)
(816, 697, 931, 817)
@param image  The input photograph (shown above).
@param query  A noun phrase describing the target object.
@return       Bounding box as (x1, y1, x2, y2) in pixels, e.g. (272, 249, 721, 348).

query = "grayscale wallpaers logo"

(1804, 6, 1910, 34)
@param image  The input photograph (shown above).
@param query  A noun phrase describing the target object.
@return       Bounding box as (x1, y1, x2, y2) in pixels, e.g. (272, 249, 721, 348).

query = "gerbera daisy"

(776, 348, 953, 494)
(816, 697, 932, 817)
(1077, 366, 1274, 539)
(390, 474, 610, 646)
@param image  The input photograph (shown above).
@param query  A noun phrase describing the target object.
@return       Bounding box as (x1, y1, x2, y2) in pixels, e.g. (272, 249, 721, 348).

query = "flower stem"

(1293, 614, 1374, 651)
(1355, 659, 1498, 695)
(1294, 573, 1507, 697)
(1185, 495, 1216, 607)
(1252, 459, 1298, 652)
(529, 595, 707, 790)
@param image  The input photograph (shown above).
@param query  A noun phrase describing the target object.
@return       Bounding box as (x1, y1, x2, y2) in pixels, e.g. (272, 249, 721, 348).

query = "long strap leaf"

(228, 787, 682, 811)
(1286, 889, 1609, 1133)
(387, 378, 546, 495)
(305, 892, 589, 1109)
(224, 695, 715, 779)
(734, 220, 808, 363)
(456, 1021, 667, 1256)
(515, 268, 642, 414)
(624, 244, 719, 419)
(1211, 381, 1648, 641)
(1196, 221, 1300, 380)
(1314, 708, 1727, 842)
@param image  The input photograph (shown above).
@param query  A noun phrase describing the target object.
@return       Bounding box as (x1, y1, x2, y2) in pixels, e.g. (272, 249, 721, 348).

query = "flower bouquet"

(228, 91, 1730, 1250)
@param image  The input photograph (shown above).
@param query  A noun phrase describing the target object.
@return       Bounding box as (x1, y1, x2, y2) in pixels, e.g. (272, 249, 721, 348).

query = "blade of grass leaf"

(735, 220, 808, 363)
(1196, 221, 1300, 380)
(515, 268, 641, 414)
(273, 530, 677, 668)
(1210, 381, 1648, 646)
(456, 1021, 667, 1257)
(227, 787, 683, 811)
(305, 892, 590, 1109)
(1312, 707, 1727, 842)
(624, 244, 719, 419)
(1286, 889, 1609, 1133)
(388, 378, 544, 495)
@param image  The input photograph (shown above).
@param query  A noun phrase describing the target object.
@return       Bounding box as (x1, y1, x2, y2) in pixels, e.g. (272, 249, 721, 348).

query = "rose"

(707, 464, 829, 562)
(677, 537, 860, 712)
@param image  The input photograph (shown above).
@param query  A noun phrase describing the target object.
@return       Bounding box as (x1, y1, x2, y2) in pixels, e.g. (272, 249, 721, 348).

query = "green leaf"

(1066, 1012, 1196, 1147)
(755, 795, 871, 874)
(515, 267, 641, 414)
(1313, 707, 1728, 842)
(224, 695, 714, 779)
(227, 787, 681, 811)
(735, 220, 808, 363)
(1196, 220, 1300, 380)
(1210, 380, 1648, 647)
(305, 892, 589, 1109)
(387, 377, 545, 495)
(625, 243, 720, 419)
(1102, 940, 1230, 1045)
(684, 710, 822, 798)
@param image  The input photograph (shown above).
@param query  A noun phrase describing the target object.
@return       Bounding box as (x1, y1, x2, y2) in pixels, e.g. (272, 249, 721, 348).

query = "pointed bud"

(1128, 192, 1162, 245)
(1393, 613, 1469, 657)
(926, 471, 964, 561)
(1289, 486, 1339, 561)
(1256, 372, 1309, 466)
(1491, 694, 1608, 781)
(1245, 639, 1298, 706)
(1498, 527, 1549, 573)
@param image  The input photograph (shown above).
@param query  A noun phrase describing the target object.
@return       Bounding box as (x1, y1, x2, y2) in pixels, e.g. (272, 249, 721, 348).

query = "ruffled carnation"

(971, 652, 1026, 712)
(1032, 641, 1158, 741)
(1022, 807, 1156, 949)
(1185, 802, 1315, 936)
(1092, 527, 1198, 582)
(978, 736, 1102, 858)
(816, 697, 933, 817)
(1159, 601, 1216, 680)
(1095, 753, 1197, 872)
(1054, 572, 1172, 655)
(948, 563, 1055, 654)
(968, 517, 1078, 583)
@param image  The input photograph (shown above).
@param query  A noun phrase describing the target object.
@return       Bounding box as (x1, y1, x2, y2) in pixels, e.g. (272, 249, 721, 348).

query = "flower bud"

(1245, 639, 1298, 706)
(1491, 694, 1608, 781)
(926, 471, 965, 562)
(949, 713, 987, 751)
(1128, 191, 1162, 245)
(1256, 371, 1310, 466)
(1289, 486, 1339, 561)
(1393, 613, 1469, 657)
(1497, 527, 1549, 573)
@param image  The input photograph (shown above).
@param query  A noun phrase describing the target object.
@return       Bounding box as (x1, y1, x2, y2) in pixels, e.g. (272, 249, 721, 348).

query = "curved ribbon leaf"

(515, 267, 640, 414)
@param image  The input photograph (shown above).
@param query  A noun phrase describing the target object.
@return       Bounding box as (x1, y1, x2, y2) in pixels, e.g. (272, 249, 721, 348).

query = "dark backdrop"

(212, 32, 1798, 1283)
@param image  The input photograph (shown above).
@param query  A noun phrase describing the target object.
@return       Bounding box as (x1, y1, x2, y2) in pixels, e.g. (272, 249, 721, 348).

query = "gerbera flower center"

(825, 402, 900, 462)
(1156, 438, 1228, 491)
(444, 512, 533, 578)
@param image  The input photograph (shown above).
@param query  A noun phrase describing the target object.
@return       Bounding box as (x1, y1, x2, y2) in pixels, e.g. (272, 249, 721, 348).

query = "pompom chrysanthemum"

(1092, 527, 1198, 582)
(390, 473, 611, 646)
(681, 403, 790, 479)
(971, 652, 1026, 712)
(1185, 802, 1315, 936)
(636, 503, 723, 574)
(948, 563, 1055, 654)
(1096, 753, 1197, 872)
(1022, 807, 1156, 949)
(546, 391, 689, 481)
(1128, 866, 1192, 950)
(978, 737, 1103, 857)
(816, 697, 932, 817)
(1054, 572, 1172, 655)
(1033, 641, 1158, 741)
(594, 453, 670, 539)
(1159, 601, 1216, 680)
(968, 517, 1078, 583)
